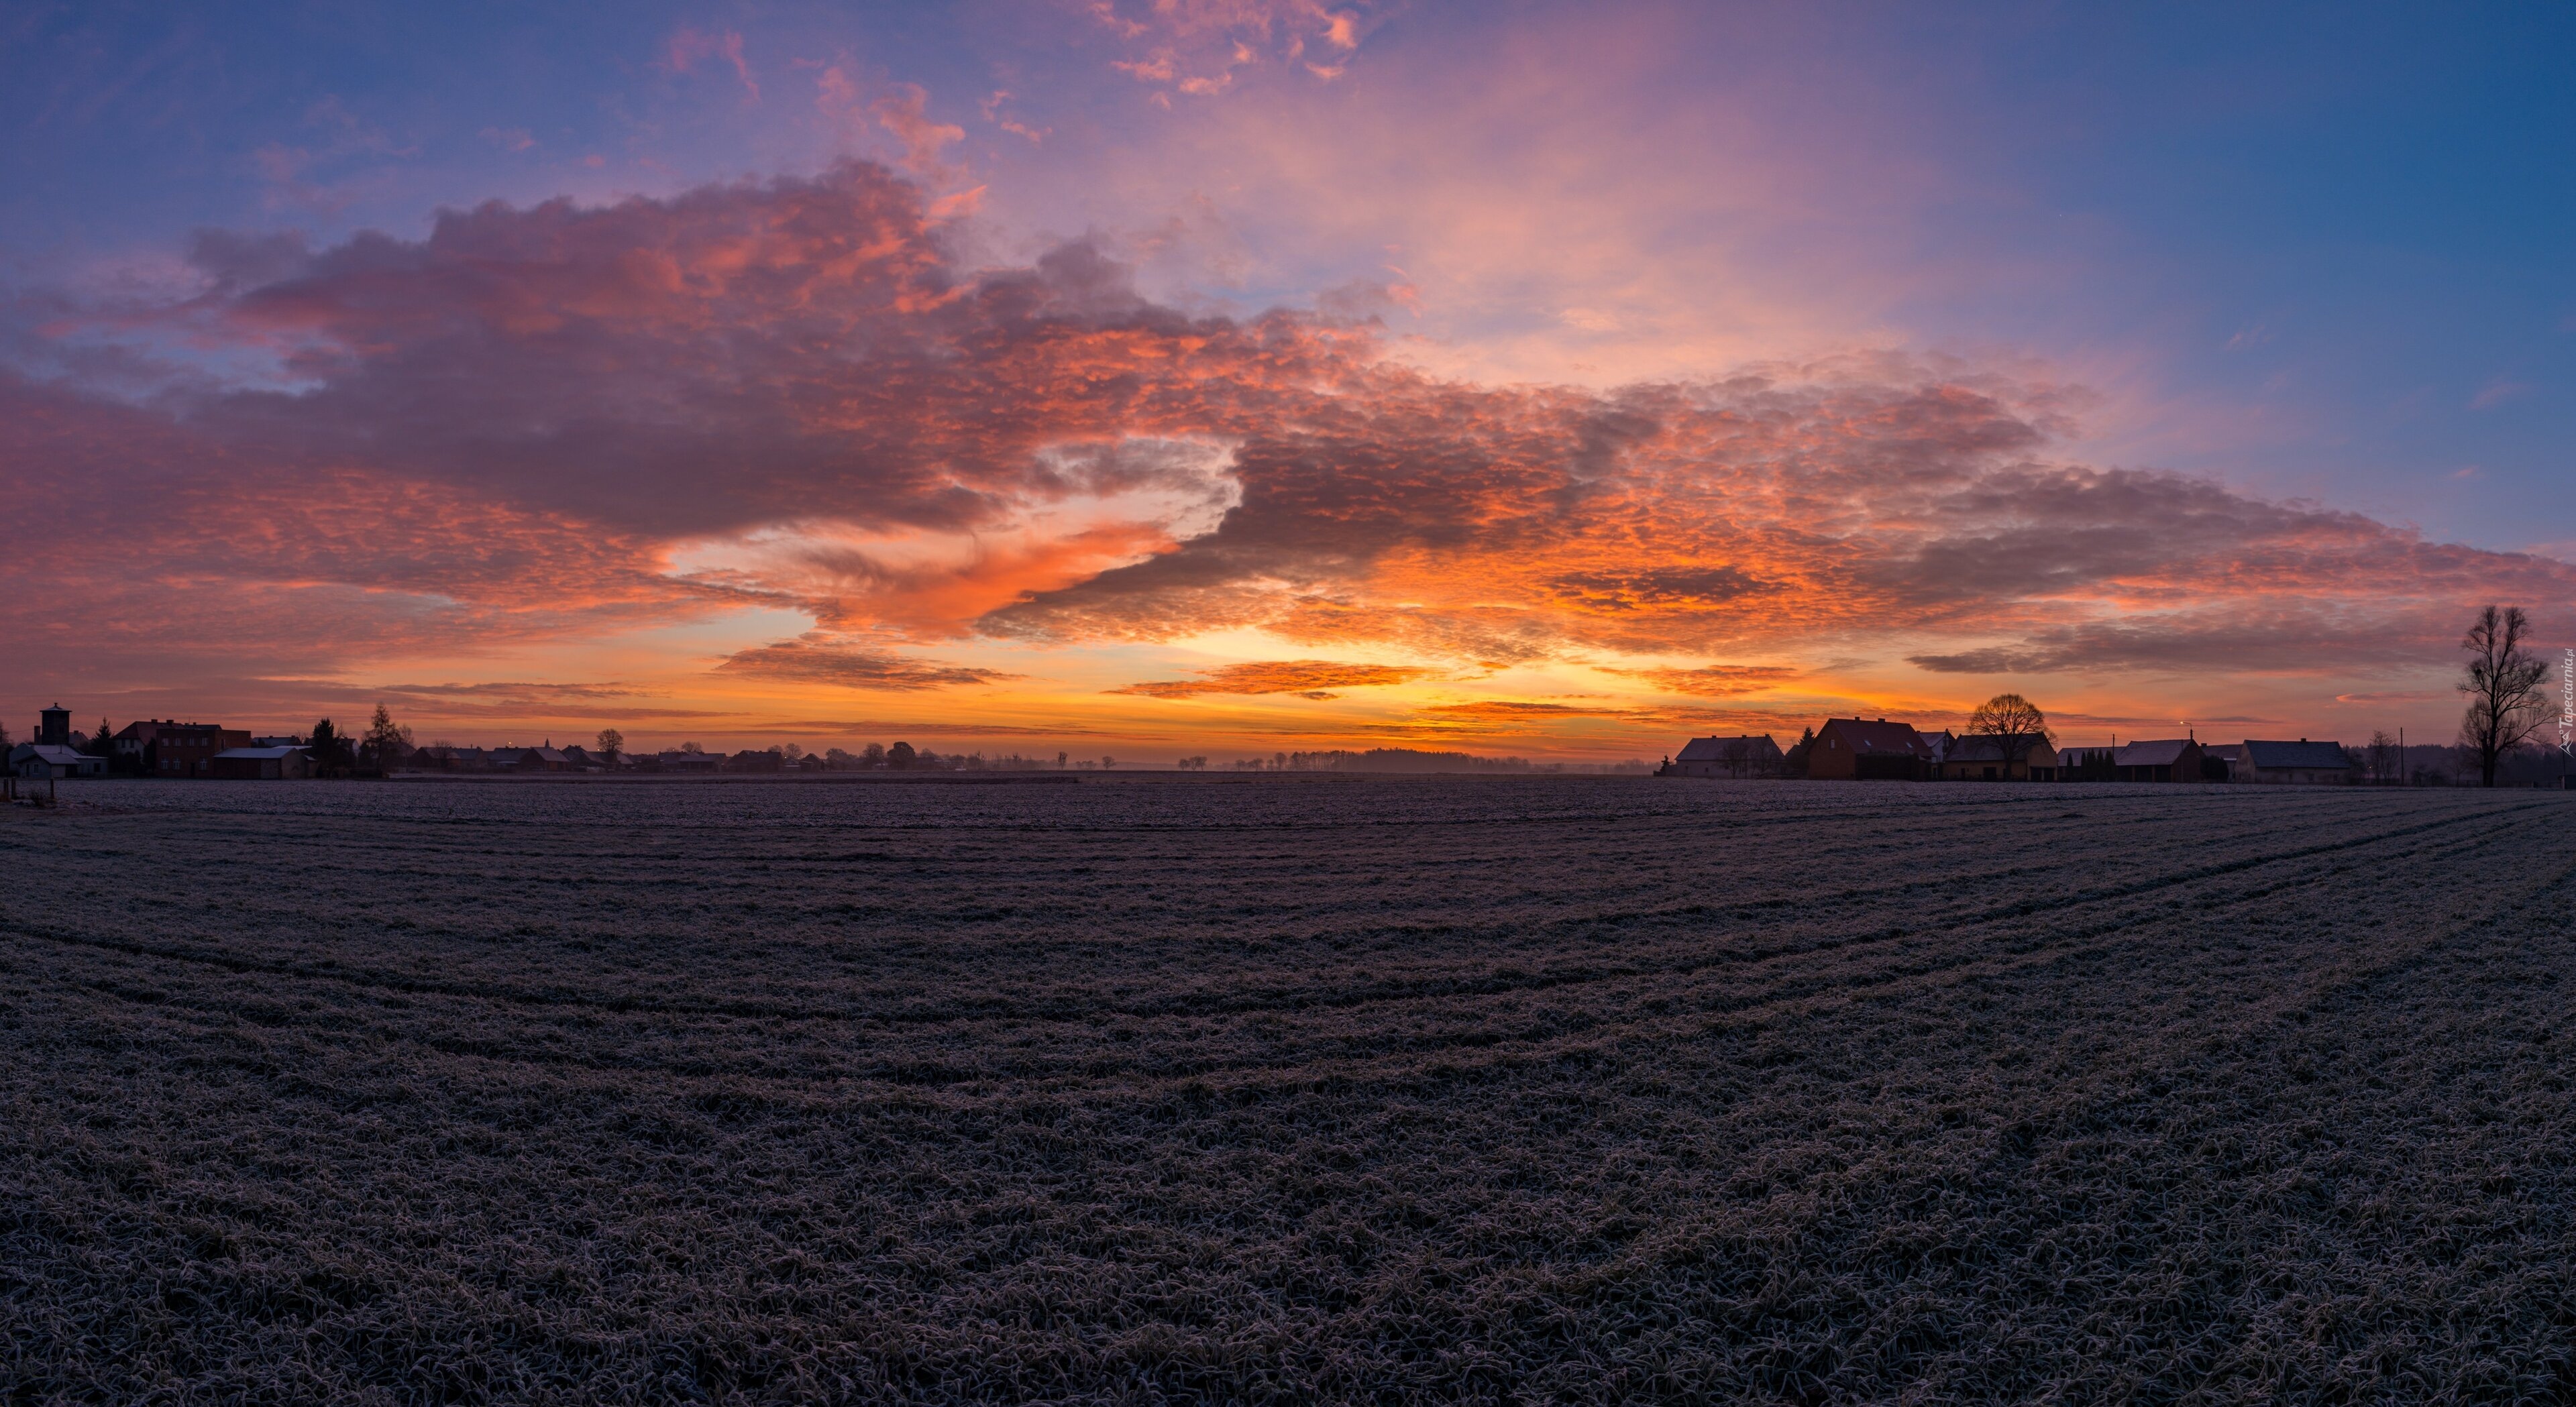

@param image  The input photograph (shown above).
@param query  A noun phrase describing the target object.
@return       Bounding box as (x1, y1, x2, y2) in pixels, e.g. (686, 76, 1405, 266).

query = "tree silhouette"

(2457, 604, 2548, 787)
(1783, 726, 1815, 777)
(2367, 730, 2399, 785)
(363, 705, 409, 771)
(595, 728, 624, 763)
(308, 718, 353, 776)
(888, 741, 916, 769)
(1967, 693, 2051, 776)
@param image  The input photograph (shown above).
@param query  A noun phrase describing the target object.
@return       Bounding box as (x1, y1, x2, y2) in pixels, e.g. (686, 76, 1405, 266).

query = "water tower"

(38, 704, 70, 747)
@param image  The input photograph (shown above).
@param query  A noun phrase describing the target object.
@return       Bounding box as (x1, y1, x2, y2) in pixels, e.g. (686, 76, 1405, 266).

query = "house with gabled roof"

(10, 744, 105, 779)
(2239, 739, 2355, 784)
(1664, 734, 1785, 778)
(1805, 718, 1934, 781)
(1939, 734, 2060, 781)
(2113, 738, 2204, 783)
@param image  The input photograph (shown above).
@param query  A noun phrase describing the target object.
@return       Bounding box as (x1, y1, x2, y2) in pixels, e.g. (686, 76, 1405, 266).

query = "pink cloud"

(659, 26, 759, 101)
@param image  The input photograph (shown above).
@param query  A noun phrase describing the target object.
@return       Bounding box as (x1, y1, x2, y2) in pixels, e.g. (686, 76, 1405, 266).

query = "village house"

(209, 746, 313, 780)
(409, 745, 492, 771)
(496, 746, 574, 773)
(1662, 734, 1784, 778)
(658, 749, 722, 773)
(1805, 718, 1936, 781)
(2239, 739, 2356, 784)
(1939, 734, 2060, 781)
(10, 744, 107, 779)
(2112, 738, 2204, 783)
(112, 720, 252, 777)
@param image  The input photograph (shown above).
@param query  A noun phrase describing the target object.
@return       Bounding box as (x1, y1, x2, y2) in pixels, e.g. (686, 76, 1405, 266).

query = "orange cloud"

(9, 158, 2575, 746)
(715, 638, 1016, 689)
(1109, 659, 1429, 697)
(1613, 664, 1803, 695)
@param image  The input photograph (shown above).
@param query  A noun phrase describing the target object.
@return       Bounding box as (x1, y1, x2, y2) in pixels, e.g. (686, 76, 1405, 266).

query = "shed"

(209, 746, 313, 780)
(11, 744, 105, 779)
(2112, 738, 2204, 783)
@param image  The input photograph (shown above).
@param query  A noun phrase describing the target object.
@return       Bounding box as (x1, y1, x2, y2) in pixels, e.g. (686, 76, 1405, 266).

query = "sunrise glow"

(5, 4, 2569, 761)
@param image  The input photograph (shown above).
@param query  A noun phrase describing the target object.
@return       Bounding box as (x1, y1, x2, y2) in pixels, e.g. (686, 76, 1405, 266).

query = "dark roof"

(13, 744, 89, 764)
(2202, 743, 2245, 761)
(2243, 739, 2351, 770)
(1816, 718, 1932, 757)
(1946, 733, 2055, 765)
(2113, 739, 2197, 767)
(1674, 734, 1781, 761)
(214, 746, 306, 760)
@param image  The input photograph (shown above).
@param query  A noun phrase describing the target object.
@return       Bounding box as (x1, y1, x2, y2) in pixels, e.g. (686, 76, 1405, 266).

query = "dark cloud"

(1420, 700, 1633, 718)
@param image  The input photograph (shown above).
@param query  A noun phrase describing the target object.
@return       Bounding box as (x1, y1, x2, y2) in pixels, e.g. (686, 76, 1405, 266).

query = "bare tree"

(2366, 729, 2399, 785)
(1722, 738, 1750, 778)
(2457, 604, 2548, 787)
(1966, 693, 2051, 777)
(595, 727, 625, 764)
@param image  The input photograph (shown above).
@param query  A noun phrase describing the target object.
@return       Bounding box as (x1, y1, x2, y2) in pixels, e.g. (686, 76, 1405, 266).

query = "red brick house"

(113, 720, 252, 777)
(1805, 718, 1935, 781)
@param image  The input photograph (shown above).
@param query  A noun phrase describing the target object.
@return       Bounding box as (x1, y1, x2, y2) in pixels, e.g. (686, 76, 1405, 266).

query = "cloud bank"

(5, 158, 2569, 726)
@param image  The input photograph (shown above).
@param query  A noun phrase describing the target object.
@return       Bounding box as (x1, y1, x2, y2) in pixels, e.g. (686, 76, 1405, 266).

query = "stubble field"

(3, 775, 2575, 1404)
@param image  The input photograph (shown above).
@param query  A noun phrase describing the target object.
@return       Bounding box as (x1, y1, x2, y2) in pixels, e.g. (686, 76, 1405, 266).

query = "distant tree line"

(1228, 748, 1654, 775)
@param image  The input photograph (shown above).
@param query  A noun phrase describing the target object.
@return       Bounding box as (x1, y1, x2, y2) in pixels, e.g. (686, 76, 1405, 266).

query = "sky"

(3, 0, 2572, 761)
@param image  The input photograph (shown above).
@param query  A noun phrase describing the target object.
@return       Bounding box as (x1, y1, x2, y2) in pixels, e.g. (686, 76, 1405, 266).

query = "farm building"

(1663, 734, 1785, 777)
(112, 720, 252, 777)
(2239, 739, 2356, 784)
(9, 744, 106, 779)
(209, 746, 313, 780)
(2202, 742, 2245, 779)
(1939, 734, 2059, 781)
(494, 746, 574, 773)
(1805, 718, 1935, 781)
(2113, 738, 2205, 783)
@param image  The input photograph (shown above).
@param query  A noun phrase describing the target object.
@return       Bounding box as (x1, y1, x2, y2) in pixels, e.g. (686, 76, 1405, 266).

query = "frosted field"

(5, 777, 2576, 1404)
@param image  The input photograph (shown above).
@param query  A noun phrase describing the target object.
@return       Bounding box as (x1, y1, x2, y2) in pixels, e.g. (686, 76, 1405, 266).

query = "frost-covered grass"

(4, 777, 2575, 1403)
